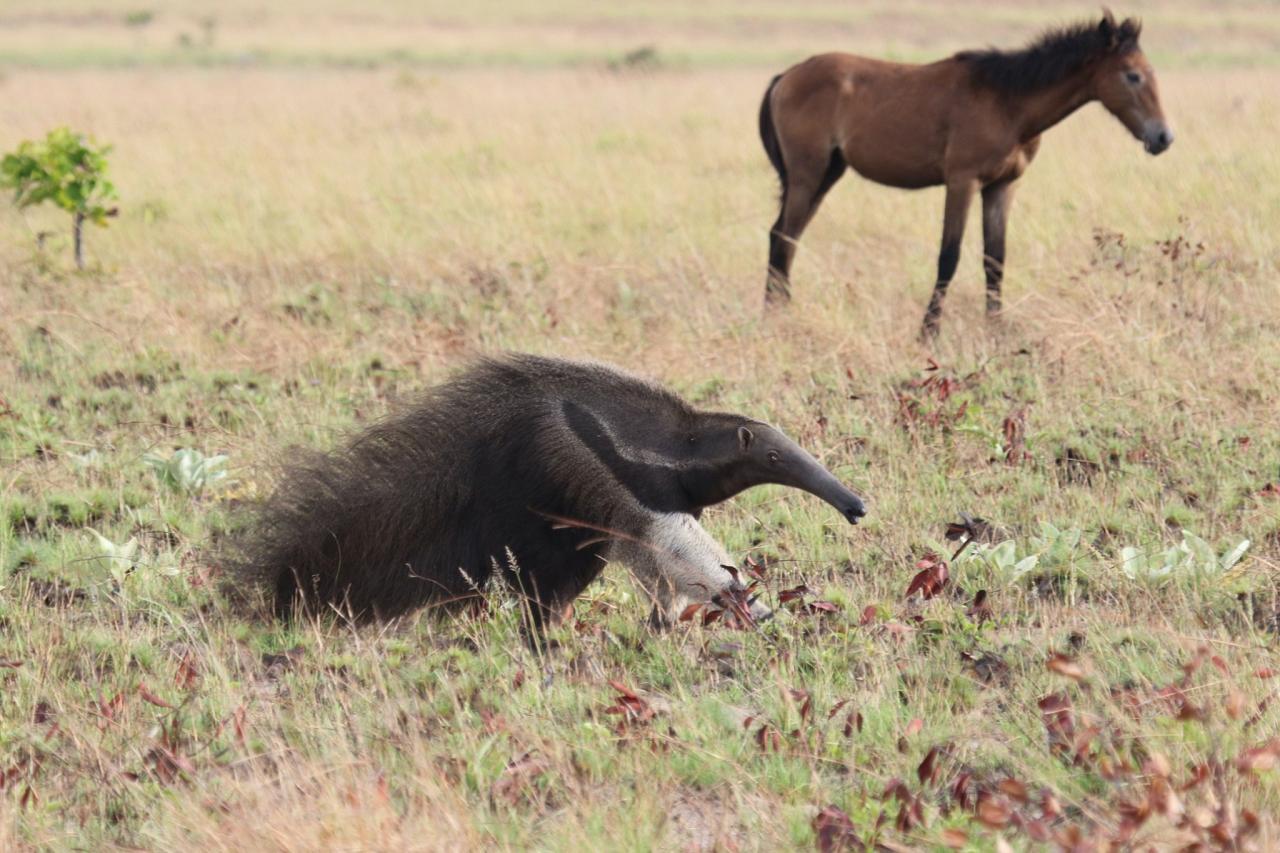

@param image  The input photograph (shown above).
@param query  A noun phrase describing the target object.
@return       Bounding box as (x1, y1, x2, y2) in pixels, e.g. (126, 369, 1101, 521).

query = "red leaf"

(678, 603, 703, 622)
(138, 683, 174, 709)
(174, 653, 200, 691)
(917, 746, 942, 785)
(1176, 700, 1207, 722)
(603, 681, 656, 731)
(976, 795, 1012, 828)
(1246, 693, 1275, 729)
(905, 717, 923, 737)
(0, 661, 23, 669)
(997, 778, 1028, 803)
(895, 793, 924, 832)
(755, 724, 782, 752)
(813, 805, 861, 853)
(951, 770, 975, 810)
(1179, 763, 1210, 792)
(858, 605, 877, 626)
(905, 556, 949, 600)
(798, 694, 813, 722)
(778, 584, 814, 605)
(1038, 692, 1076, 753)
(607, 680, 639, 701)
(882, 777, 911, 802)
(1002, 407, 1030, 465)
(232, 705, 248, 748)
(1226, 689, 1246, 720)
(97, 691, 125, 727)
(1039, 788, 1062, 818)
(1236, 739, 1280, 773)
(148, 746, 194, 784)
(1046, 653, 1087, 682)
(803, 600, 841, 615)
(966, 589, 992, 621)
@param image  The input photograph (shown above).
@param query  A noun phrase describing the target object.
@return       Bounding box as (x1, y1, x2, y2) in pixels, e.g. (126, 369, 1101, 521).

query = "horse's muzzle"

(1144, 127, 1174, 155)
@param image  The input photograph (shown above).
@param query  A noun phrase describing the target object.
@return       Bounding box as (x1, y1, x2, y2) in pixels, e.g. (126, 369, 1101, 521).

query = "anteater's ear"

(737, 426, 755, 451)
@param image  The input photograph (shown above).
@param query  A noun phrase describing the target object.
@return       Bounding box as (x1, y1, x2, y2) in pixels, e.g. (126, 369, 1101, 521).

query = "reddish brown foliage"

(905, 554, 949, 600)
(1046, 653, 1087, 682)
(603, 680, 657, 733)
(138, 682, 174, 709)
(1001, 406, 1032, 465)
(813, 805, 863, 852)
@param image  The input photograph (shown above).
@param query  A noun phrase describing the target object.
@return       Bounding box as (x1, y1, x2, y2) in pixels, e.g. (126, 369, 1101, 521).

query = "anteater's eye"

(1124, 70, 1142, 85)
(767, 450, 780, 464)
(687, 434, 697, 445)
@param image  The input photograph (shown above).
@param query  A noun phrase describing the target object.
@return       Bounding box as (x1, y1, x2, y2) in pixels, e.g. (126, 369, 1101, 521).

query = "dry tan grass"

(2, 3, 1280, 849)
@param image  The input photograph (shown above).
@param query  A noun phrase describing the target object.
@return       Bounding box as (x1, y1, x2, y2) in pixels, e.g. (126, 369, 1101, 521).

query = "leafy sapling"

(1, 127, 118, 269)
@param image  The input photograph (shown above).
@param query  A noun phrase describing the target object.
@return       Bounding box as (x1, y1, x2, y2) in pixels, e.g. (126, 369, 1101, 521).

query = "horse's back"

(772, 53, 963, 189)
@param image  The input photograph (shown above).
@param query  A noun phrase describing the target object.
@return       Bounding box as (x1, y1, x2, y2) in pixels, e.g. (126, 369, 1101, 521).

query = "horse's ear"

(1118, 17, 1142, 50)
(1099, 8, 1117, 43)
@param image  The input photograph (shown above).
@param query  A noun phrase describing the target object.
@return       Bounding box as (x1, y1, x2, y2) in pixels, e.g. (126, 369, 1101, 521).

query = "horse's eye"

(1124, 70, 1142, 85)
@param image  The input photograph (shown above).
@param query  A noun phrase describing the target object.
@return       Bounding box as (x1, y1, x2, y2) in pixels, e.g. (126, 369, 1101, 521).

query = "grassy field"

(2, 1, 1280, 849)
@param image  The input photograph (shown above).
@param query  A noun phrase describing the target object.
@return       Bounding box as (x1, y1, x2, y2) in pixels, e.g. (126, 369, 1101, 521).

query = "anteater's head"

(679, 414, 867, 524)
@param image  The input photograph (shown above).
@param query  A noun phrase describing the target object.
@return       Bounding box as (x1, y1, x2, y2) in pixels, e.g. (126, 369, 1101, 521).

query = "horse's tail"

(758, 73, 786, 195)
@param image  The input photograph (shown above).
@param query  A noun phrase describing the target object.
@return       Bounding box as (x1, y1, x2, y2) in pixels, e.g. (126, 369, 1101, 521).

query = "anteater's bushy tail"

(223, 387, 481, 622)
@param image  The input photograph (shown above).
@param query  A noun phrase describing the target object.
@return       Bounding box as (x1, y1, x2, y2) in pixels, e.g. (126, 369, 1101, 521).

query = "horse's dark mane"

(956, 14, 1142, 95)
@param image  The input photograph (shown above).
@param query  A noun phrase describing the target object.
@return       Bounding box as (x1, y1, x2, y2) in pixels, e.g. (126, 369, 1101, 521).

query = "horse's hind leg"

(766, 148, 846, 305)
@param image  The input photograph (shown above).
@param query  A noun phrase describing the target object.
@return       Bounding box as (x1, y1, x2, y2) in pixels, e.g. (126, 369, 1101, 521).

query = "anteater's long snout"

(783, 443, 867, 525)
(809, 467, 867, 525)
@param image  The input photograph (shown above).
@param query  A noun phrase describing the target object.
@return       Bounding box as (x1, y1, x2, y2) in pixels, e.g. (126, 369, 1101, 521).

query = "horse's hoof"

(764, 284, 792, 307)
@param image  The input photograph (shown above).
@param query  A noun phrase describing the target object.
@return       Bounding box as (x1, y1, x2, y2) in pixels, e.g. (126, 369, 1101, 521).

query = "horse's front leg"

(982, 179, 1017, 318)
(921, 178, 977, 339)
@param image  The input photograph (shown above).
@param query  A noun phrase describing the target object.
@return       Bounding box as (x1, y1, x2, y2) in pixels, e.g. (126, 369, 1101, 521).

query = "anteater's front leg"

(609, 512, 771, 628)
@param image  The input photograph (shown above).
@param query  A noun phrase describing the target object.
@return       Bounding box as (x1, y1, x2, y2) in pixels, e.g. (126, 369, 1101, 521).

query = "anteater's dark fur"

(233, 354, 726, 623)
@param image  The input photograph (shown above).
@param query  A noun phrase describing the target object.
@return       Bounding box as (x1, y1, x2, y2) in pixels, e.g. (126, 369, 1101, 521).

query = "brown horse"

(759, 11, 1173, 336)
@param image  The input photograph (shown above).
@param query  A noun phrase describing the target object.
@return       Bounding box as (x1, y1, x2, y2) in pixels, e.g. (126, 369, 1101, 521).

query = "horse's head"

(1092, 12, 1173, 155)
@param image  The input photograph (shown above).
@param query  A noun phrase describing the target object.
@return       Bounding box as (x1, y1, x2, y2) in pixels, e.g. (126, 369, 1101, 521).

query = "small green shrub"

(1, 127, 118, 269)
